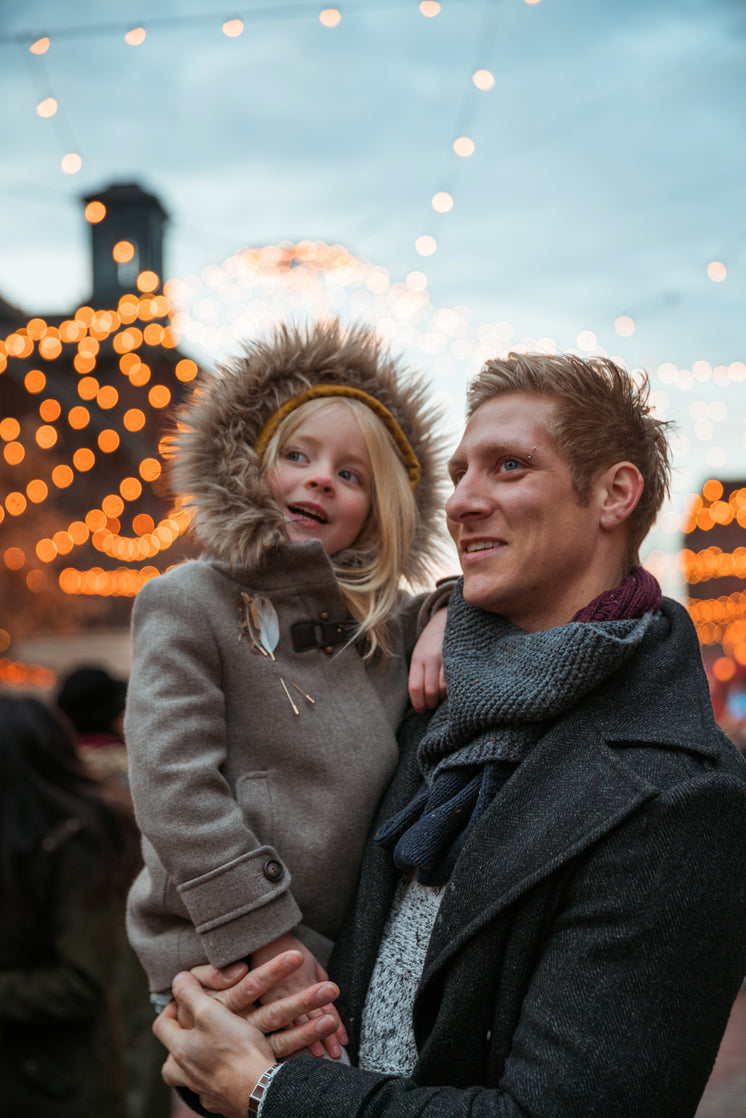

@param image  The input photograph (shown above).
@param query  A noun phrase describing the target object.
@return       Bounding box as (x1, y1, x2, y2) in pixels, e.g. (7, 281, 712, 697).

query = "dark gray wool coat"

(264, 598, 746, 1118)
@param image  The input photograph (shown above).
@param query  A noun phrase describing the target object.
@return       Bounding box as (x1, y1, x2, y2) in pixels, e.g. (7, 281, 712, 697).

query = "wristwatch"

(248, 1065, 280, 1116)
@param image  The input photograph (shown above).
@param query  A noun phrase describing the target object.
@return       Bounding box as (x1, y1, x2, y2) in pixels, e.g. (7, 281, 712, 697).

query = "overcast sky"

(1, 0, 745, 589)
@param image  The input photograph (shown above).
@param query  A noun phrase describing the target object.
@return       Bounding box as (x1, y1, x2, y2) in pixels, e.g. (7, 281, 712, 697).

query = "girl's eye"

(285, 449, 307, 463)
(339, 468, 360, 484)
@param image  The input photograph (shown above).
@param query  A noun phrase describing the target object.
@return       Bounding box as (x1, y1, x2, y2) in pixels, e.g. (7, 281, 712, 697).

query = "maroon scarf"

(572, 564, 662, 624)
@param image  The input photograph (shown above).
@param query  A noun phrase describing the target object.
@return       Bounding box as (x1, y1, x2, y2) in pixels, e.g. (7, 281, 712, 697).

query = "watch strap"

(248, 1064, 281, 1116)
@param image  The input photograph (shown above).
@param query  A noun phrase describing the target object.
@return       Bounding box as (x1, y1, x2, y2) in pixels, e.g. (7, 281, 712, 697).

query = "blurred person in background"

(0, 694, 138, 1117)
(55, 666, 173, 1118)
(57, 665, 129, 789)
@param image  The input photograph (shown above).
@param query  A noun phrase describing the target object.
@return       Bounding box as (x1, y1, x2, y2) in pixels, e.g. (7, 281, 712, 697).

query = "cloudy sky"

(1, 0, 745, 587)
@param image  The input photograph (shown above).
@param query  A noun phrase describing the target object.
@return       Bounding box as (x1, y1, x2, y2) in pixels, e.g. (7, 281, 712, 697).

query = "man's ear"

(598, 462, 644, 532)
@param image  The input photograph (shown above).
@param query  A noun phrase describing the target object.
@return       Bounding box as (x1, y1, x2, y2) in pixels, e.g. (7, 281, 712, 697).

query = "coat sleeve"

(126, 572, 302, 969)
(262, 770, 746, 1118)
(0, 829, 123, 1025)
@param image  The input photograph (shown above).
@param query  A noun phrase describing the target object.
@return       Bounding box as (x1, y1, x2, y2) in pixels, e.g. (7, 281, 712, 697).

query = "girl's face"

(269, 404, 373, 555)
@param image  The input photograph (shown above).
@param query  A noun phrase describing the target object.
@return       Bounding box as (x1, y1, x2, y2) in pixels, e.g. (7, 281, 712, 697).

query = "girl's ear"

(598, 462, 644, 532)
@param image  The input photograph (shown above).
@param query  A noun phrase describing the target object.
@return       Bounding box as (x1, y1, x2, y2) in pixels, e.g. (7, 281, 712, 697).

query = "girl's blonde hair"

(261, 396, 418, 661)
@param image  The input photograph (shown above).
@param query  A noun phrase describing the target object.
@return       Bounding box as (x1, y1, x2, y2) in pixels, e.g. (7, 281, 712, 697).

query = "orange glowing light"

(102, 494, 125, 518)
(139, 458, 162, 482)
(75, 306, 95, 326)
(3, 442, 25, 465)
(85, 509, 107, 531)
(26, 318, 47, 340)
(120, 353, 140, 374)
(319, 9, 341, 27)
(419, 1, 441, 14)
(69, 521, 89, 545)
(712, 657, 736, 683)
(124, 408, 146, 432)
(30, 37, 50, 54)
(85, 201, 106, 224)
(176, 359, 199, 383)
(97, 386, 119, 409)
(125, 27, 146, 45)
(98, 430, 120, 453)
(68, 406, 90, 429)
(6, 492, 27, 516)
(26, 570, 48, 593)
(39, 398, 61, 421)
(26, 479, 48, 503)
(707, 261, 727, 283)
(148, 385, 172, 409)
(120, 477, 143, 501)
(36, 539, 57, 563)
(0, 418, 20, 440)
(77, 377, 99, 401)
(25, 369, 47, 393)
(222, 19, 244, 36)
(74, 353, 96, 374)
(137, 270, 159, 293)
(52, 531, 74, 555)
(73, 448, 95, 471)
(35, 425, 57, 449)
(129, 363, 151, 387)
(39, 337, 62, 360)
(113, 241, 135, 264)
(4, 548, 25, 571)
(143, 323, 165, 345)
(703, 479, 724, 502)
(51, 465, 74, 488)
(7, 334, 33, 358)
(133, 513, 155, 535)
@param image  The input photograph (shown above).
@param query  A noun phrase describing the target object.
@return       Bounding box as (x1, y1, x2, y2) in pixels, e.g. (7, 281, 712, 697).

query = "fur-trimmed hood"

(170, 319, 449, 584)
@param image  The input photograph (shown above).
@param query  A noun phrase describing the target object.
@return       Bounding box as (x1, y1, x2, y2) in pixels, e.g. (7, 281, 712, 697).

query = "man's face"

(445, 393, 611, 631)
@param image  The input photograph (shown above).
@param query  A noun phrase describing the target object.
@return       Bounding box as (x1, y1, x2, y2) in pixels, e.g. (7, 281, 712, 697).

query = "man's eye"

(502, 458, 522, 472)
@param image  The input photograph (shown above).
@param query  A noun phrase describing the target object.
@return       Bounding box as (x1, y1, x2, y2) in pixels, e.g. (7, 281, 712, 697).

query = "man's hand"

(408, 606, 447, 713)
(251, 933, 347, 1058)
(154, 969, 340, 1118)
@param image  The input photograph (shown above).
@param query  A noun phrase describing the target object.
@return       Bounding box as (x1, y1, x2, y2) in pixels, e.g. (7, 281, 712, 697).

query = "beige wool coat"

(126, 541, 428, 992)
(124, 321, 449, 993)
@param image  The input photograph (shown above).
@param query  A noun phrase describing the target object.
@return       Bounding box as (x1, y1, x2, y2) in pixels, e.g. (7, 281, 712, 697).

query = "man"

(155, 352, 746, 1118)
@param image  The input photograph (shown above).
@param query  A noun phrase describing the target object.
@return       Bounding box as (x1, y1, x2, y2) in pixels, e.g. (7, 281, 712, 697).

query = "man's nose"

(445, 473, 489, 520)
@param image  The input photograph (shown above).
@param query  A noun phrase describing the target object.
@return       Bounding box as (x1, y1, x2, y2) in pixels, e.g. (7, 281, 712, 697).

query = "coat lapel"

(421, 707, 658, 982)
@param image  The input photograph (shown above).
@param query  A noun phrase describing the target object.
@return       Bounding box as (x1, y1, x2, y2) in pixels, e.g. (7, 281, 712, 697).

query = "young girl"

(125, 319, 449, 1029)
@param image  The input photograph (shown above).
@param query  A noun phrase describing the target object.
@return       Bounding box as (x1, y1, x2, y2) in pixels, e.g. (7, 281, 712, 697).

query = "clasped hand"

(153, 950, 341, 1118)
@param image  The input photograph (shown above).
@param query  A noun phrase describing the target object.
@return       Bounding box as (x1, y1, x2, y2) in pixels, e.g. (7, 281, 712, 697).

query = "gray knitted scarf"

(377, 576, 665, 884)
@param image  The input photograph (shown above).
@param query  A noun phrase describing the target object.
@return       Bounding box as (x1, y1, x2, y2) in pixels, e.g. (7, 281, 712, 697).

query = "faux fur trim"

(169, 320, 450, 583)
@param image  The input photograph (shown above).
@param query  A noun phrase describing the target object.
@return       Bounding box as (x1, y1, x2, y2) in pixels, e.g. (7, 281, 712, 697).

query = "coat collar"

(416, 596, 720, 980)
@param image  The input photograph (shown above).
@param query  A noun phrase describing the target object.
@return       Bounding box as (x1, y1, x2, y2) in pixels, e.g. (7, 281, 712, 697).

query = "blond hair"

(467, 352, 672, 565)
(261, 396, 418, 660)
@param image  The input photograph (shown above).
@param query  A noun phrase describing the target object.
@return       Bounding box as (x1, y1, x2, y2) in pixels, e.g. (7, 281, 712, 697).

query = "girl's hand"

(251, 933, 348, 1058)
(408, 606, 447, 713)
